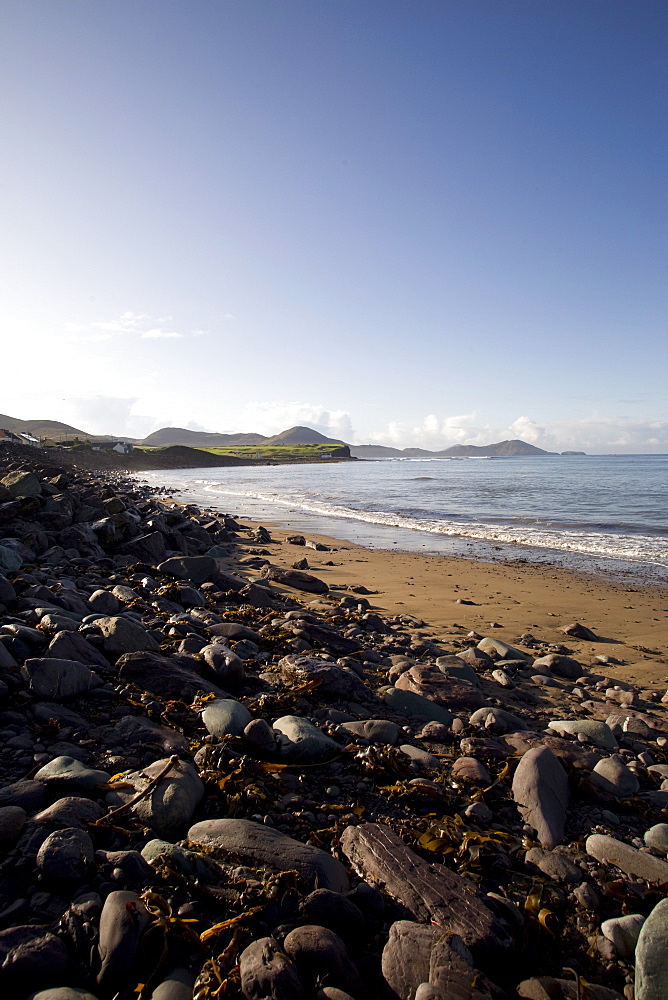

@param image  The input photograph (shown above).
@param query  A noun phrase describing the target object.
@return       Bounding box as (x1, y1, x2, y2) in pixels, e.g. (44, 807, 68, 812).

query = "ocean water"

(137, 455, 668, 584)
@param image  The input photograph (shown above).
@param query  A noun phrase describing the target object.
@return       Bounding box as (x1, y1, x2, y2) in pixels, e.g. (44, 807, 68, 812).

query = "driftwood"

(340, 823, 513, 962)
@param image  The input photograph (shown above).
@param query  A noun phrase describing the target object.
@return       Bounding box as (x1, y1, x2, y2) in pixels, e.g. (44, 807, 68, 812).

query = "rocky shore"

(0, 447, 667, 1000)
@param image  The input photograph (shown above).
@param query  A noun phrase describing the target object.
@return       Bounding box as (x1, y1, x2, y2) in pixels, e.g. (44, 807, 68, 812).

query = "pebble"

(600, 913, 645, 958)
(34, 756, 111, 792)
(201, 697, 252, 737)
(644, 823, 668, 853)
(106, 758, 204, 839)
(525, 847, 583, 883)
(273, 715, 342, 763)
(591, 754, 640, 798)
(0, 804, 26, 842)
(36, 827, 94, 882)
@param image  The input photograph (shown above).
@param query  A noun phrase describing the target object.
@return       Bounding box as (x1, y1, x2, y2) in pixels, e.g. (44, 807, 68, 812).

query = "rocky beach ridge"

(0, 447, 667, 999)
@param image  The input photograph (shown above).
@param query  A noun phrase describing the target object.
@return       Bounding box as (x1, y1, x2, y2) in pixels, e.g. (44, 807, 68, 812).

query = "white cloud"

(233, 401, 354, 441)
(141, 328, 183, 339)
(64, 311, 199, 342)
(362, 413, 668, 454)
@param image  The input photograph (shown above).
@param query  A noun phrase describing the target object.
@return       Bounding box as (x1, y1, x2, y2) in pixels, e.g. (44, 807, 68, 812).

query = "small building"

(0, 428, 25, 445)
(19, 432, 40, 447)
(91, 441, 134, 455)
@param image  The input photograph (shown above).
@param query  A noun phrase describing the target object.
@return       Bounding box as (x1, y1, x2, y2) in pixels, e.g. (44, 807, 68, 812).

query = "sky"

(1, 0, 666, 453)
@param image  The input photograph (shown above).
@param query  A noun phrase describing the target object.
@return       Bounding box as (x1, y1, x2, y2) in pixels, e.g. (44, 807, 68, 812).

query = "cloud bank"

(365, 412, 668, 453)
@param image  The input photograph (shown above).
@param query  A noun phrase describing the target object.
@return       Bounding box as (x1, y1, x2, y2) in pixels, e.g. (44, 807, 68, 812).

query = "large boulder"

(511, 746, 570, 849)
(157, 556, 218, 585)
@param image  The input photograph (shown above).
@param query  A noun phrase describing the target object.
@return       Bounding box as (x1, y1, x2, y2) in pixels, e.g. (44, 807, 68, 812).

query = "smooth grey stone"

(436, 656, 481, 687)
(399, 744, 442, 768)
(0, 925, 68, 991)
(36, 827, 94, 882)
(635, 898, 668, 1000)
(532, 653, 583, 678)
(200, 643, 245, 686)
(469, 706, 527, 732)
(28, 989, 100, 1000)
(0, 574, 16, 605)
(97, 890, 151, 989)
(188, 818, 349, 891)
(274, 715, 341, 762)
(477, 637, 529, 660)
(525, 847, 582, 883)
(117, 650, 228, 700)
(157, 555, 218, 584)
(29, 701, 87, 729)
(384, 687, 453, 726)
(239, 936, 305, 1000)
(512, 746, 569, 849)
(22, 658, 102, 700)
(644, 823, 668, 853)
(147, 967, 196, 1000)
(202, 698, 252, 738)
(108, 714, 188, 752)
(243, 718, 277, 752)
(88, 589, 122, 614)
(601, 913, 645, 958)
(94, 616, 160, 657)
(208, 621, 260, 642)
(298, 889, 365, 942)
(34, 756, 110, 792)
(547, 719, 617, 749)
(591, 754, 640, 798)
(0, 804, 26, 842)
(0, 639, 18, 669)
(0, 545, 24, 573)
(0, 779, 47, 812)
(340, 719, 400, 745)
(39, 614, 80, 634)
(45, 631, 110, 669)
(106, 758, 203, 839)
(283, 924, 361, 995)
(33, 797, 104, 830)
(141, 839, 196, 875)
(586, 834, 668, 883)
(452, 757, 491, 785)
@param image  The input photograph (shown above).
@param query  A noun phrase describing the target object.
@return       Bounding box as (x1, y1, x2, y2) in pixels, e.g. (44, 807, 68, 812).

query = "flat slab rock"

(188, 818, 349, 891)
(339, 823, 512, 960)
(586, 834, 668, 884)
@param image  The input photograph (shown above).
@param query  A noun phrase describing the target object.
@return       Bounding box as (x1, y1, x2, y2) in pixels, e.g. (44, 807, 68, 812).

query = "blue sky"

(1, 1, 666, 452)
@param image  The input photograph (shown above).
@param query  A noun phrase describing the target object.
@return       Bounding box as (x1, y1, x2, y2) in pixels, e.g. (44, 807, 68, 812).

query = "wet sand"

(214, 519, 668, 692)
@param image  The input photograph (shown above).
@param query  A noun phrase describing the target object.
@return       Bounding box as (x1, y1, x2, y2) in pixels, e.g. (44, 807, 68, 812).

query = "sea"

(136, 455, 668, 586)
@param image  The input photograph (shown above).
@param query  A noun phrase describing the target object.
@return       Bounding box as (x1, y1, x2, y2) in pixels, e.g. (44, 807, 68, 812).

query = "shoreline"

(151, 492, 668, 693)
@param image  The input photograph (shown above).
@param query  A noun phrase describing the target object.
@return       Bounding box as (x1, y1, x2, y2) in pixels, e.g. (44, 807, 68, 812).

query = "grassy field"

(135, 442, 349, 462)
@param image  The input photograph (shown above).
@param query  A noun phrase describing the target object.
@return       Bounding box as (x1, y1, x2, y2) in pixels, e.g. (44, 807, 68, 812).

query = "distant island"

(0, 413, 585, 466)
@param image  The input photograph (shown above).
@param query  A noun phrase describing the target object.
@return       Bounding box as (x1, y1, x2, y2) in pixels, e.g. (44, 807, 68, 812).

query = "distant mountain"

(0, 413, 128, 443)
(141, 427, 266, 447)
(348, 439, 557, 458)
(264, 425, 344, 446)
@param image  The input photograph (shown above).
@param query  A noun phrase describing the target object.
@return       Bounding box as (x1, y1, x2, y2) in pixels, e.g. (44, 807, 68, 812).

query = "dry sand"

(218, 519, 668, 692)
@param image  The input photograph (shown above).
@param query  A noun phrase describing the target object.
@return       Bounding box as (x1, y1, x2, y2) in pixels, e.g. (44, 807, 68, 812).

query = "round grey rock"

(202, 698, 252, 738)
(36, 827, 94, 882)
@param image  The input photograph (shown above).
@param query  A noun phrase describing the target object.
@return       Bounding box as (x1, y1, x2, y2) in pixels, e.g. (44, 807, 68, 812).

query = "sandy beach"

(213, 518, 668, 691)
